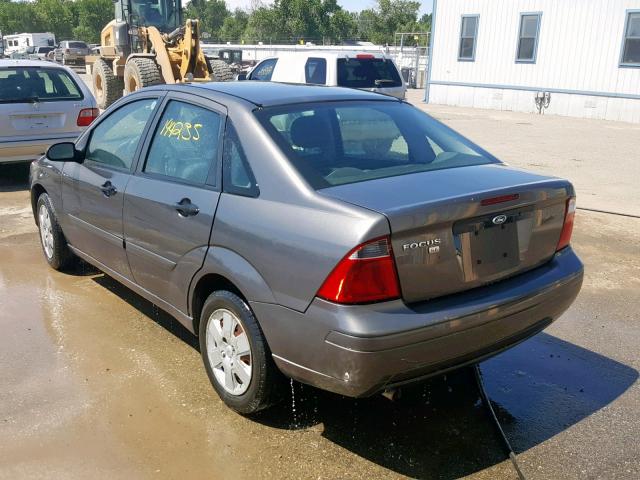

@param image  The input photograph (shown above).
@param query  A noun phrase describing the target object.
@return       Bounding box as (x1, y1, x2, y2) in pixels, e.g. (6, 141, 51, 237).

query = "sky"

(224, 0, 433, 16)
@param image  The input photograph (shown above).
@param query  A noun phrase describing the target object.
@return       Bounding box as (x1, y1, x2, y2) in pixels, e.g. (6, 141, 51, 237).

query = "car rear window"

(69, 42, 88, 49)
(337, 58, 402, 89)
(256, 101, 497, 189)
(0, 67, 83, 103)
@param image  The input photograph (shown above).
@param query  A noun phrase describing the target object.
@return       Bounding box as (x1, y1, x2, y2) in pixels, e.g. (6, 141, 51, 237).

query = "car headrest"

(290, 115, 328, 150)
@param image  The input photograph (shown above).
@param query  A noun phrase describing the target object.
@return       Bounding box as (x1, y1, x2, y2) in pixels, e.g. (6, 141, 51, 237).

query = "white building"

(425, 0, 640, 123)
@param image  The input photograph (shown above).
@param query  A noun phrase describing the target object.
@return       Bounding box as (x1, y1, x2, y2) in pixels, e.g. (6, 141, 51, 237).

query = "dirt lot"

(1, 93, 639, 479)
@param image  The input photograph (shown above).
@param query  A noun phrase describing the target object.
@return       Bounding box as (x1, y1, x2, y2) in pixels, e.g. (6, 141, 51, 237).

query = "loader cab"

(115, 0, 182, 33)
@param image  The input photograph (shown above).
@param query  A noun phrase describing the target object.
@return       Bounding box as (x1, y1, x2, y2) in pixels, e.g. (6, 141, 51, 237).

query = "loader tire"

(207, 58, 234, 82)
(93, 58, 123, 110)
(124, 57, 164, 94)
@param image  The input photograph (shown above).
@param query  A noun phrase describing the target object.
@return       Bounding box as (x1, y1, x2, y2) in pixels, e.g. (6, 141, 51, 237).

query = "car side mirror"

(236, 72, 247, 81)
(46, 142, 80, 163)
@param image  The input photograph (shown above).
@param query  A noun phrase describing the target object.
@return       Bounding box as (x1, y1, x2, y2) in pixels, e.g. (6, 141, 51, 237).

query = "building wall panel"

(428, 0, 640, 122)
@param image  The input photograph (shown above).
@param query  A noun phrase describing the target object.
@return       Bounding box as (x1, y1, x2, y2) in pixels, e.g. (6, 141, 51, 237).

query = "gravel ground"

(1, 86, 639, 480)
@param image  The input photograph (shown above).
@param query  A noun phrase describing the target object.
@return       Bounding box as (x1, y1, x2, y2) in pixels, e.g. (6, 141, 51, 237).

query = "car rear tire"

(36, 193, 76, 271)
(93, 58, 123, 110)
(124, 57, 164, 94)
(206, 58, 234, 82)
(199, 290, 283, 414)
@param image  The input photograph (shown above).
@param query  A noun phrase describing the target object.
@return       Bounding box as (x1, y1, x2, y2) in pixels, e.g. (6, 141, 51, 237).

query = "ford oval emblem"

(492, 214, 508, 225)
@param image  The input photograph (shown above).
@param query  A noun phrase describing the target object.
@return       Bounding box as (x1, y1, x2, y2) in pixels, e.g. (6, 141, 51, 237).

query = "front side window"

(621, 11, 640, 66)
(0, 67, 83, 103)
(458, 15, 479, 61)
(516, 13, 541, 62)
(256, 102, 496, 189)
(144, 100, 222, 185)
(305, 57, 327, 85)
(86, 99, 158, 170)
(249, 58, 278, 81)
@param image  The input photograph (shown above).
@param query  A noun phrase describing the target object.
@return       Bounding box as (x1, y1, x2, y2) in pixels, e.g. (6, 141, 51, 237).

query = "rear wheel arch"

(31, 183, 47, 222)
(191, 273, 248, 337)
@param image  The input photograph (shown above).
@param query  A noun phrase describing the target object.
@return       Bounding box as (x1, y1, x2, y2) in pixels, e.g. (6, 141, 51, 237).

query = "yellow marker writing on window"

(160, 118, 203, 142)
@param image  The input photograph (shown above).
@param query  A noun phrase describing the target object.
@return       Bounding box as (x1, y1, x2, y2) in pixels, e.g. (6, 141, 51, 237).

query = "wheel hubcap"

(38, 204, 54, 259)
(206, 308, 252, 396)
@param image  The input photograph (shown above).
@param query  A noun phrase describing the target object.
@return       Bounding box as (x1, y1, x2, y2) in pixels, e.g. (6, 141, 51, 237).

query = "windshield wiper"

(0, 96, 40, 104)
(374, 79, 396, 86)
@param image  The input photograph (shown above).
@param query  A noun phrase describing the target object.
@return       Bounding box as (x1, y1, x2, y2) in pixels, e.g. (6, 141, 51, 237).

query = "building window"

(458, 15, 479, 61)
(516, 13, 541, 63)
(621, 11, 640, 66)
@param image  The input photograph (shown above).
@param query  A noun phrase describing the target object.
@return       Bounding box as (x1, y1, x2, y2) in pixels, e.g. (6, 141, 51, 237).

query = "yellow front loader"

(90, 0, 232, 109)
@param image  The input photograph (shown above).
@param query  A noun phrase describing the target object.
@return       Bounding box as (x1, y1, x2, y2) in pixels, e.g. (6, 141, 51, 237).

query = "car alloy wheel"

(205, 308, 252, 395)
(38, 203, 54, 259)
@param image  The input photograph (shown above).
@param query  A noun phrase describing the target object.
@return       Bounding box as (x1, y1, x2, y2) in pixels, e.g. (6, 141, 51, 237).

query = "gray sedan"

(30, 82, 583, 414)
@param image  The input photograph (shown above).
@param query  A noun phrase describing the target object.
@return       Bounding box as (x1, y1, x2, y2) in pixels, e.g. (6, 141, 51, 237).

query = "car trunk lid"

(320, 164, 572, 303)
(0, 102, 76, 140)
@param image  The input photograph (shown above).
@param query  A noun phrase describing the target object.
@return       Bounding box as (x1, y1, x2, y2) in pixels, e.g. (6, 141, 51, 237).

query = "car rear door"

(61, 94, 162, 278)
(123, 92, 225, 313)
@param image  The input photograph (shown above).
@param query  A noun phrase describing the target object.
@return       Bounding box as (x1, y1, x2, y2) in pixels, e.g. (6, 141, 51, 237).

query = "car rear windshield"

(69, 42, 88, 49)
(0, 67, 83, 103)
(337, 58, 402, 89)
(256, 101, 498, 189)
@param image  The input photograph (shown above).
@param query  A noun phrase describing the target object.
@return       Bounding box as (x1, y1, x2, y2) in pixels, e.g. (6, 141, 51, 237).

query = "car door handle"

(174, 198, 200, 217)
(100, 181, 117, 197)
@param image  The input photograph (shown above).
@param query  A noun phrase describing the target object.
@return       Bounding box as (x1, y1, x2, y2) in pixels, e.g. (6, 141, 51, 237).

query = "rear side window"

(250, 58, 278, 81)
(0, 67, 83, 103)
(256, 102, 496, 189)
(337, 58, 402, 88)
(86, 99, 158, 170)
(222, 121, 259, 197)
(305, 57, 327, 85)
(144, 100, 222, 185)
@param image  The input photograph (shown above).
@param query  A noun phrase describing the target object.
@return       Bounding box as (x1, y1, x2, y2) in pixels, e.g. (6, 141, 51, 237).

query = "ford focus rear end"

(251, 96, 583, 397)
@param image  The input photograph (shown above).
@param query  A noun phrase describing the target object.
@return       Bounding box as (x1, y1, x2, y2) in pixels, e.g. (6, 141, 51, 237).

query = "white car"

(244, 51, 407, 99)
(0, 60, 98, 164)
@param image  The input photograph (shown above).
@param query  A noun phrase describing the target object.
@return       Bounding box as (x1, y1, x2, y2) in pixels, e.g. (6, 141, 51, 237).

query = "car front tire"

(36, 193, 75, 271)
(199, 290, 283, 414)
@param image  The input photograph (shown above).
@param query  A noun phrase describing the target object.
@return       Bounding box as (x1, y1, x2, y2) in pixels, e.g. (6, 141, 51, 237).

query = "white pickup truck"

(243, 51, 407, 99)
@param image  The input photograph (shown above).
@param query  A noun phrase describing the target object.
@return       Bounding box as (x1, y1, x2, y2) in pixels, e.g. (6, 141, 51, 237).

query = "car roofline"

(176, 82, 402, 108)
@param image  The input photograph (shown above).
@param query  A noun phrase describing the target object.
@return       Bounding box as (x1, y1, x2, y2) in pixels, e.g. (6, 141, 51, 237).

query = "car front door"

(123, 93, 225, 313)
(61, 95, 161, 279)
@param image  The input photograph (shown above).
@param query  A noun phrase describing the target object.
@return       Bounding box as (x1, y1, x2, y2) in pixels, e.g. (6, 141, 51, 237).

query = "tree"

(219, 8, 249, 42)
(73, 0, 114, 44)
(244, 0, 355, 44)
(244, 5, 282, 43)
(184, 0, 230, 40)
(34, 0, 75, 41)
(0, 1, 42, 36)
(356, 0, 421, 45)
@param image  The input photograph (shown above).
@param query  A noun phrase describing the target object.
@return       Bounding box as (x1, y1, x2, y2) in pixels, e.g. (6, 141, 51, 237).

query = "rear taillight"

(317, 236, 400, 304)
(356, 53, 375, 59)
(77, 108, 99, 127)
(65, 48, 70, 54)
(556, 197, 576, 251)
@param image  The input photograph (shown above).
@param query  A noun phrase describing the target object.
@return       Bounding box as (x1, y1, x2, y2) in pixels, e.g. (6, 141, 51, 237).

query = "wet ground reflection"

(93, 272, 638, 479)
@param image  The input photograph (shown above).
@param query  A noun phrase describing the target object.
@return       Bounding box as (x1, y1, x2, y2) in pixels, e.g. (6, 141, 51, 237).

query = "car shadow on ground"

(91, 273, 638, 480)
(0, 163, 31, 192)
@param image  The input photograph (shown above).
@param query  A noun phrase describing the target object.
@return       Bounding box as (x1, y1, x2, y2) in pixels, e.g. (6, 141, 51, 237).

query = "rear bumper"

(0, 133, 80, 163)
(251, 247, 583, 397)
